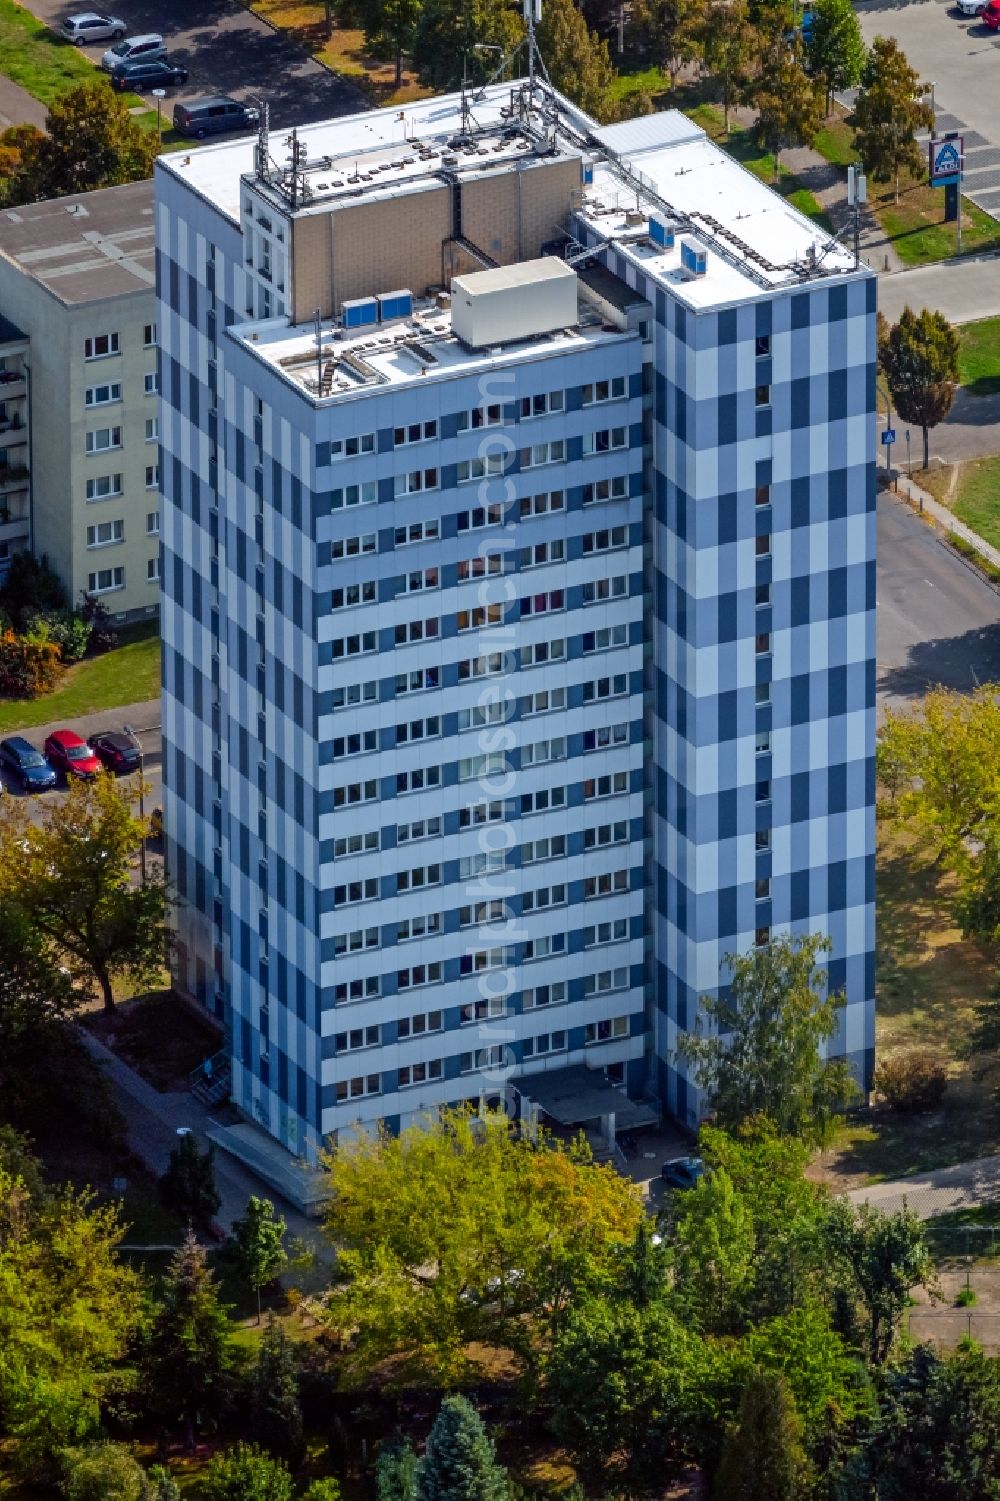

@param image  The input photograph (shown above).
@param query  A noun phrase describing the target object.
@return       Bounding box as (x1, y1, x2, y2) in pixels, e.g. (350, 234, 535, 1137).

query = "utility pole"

(847, 163, 866, 267)
(124, 723, 146, 886)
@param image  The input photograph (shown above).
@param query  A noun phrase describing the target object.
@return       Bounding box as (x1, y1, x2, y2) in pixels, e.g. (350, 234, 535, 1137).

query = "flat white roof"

(159, 80, 865, 309)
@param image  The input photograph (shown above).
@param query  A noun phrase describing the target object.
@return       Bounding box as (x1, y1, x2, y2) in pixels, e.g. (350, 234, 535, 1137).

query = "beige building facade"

(0, 180, 161, 619)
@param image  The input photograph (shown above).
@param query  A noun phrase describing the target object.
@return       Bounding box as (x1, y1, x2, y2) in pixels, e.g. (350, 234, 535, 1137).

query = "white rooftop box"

(451, 258, 578, 349)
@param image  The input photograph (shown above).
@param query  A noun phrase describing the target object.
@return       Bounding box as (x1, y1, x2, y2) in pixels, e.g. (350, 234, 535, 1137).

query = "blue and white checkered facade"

(157, 92, 875, 1158)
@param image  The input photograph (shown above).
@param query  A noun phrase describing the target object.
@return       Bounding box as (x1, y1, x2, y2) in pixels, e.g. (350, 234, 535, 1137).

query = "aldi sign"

(929, 136, 964, 187)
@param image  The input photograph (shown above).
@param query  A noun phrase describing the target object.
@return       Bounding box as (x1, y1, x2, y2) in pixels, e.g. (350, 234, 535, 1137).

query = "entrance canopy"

(514, 1065, 657, 1129)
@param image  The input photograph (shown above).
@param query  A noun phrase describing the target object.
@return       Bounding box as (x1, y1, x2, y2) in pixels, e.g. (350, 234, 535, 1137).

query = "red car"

(43, 729, 102, 781)
(984, 0, 1000, 26)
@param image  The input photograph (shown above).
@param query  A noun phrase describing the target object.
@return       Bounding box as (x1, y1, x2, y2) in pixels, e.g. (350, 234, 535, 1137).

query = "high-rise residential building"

(157, 84, 875, 1176)
(0, 181, 161, 613)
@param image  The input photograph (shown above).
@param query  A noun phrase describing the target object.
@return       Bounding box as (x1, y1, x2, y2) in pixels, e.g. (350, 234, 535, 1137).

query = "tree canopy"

(804, 0, 866, 111)
(879, 306, 960, 470)
(676, 933, 858, 1140)
(8, 83, 156, 205)
(415, 1396, 508, 1501)
(322, 1107, 642, 1383)
(851, 36, 933, 201)
(0, 771, 167, 1012)
(537, 0, 622, 123)
(751, 36, 823, 181)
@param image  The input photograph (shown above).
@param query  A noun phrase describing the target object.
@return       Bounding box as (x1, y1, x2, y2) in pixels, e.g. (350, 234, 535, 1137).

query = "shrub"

(0, 627, 62, 697)
(60, 1442, 151, 1501)
(22, 609, 91, 664)
(0, 551, 66, 626)
(874, 1052, 947, 1112)
(78, 592, 118, 654)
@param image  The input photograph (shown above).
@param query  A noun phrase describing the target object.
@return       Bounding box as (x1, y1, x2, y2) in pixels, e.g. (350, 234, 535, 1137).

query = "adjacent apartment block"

(0, 181, 161, 614)
(157, 83, 876, 1168)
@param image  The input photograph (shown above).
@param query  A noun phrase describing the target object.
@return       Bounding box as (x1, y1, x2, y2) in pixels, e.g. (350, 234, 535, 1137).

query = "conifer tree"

(714, 1369, 808, 1500)
(415, 1397, 508, 1501)
(144, 1232, 233, 1448)
(250, 1317, 304, 1467)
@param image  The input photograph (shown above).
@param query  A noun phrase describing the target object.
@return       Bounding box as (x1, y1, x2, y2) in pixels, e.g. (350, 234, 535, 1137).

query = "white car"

(60, 12, 126, 44)
(956, 0, 983, 15)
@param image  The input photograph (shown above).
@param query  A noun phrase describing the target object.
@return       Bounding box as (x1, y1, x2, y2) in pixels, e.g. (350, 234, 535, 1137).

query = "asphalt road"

(2, 699, 162, 825)
(24, 0, 365, 129)
(877, 488, 1000, 708)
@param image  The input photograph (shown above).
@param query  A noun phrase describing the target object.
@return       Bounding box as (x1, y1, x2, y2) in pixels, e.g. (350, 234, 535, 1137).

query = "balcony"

(0, 368, 27, 397)
(0, 503, 29, 546)
(0, 414, 25, 442)
(0, 462, 29, 491)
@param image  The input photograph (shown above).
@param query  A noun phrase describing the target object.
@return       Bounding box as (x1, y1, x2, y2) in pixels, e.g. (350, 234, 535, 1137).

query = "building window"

(145, 417, 159, 443)
(145, 464, 159, 489)
(755, 877, 770, 900)
(523, 1030, 567, 1058)
(394, 467, 439, 496)
(755, 384, 770, 408)
(335, 1025, 380, 1052)
(332, 680, 377, 710)
(520, 390, 564, 418)
(755, 779, 771, 804)
(582, 428, 627, 456)
(584, 870, 629, 899)
(583, 526, 628, 555)
(86, 426, 122, 454)
(521, 589, 564, 618)
(582, 475, 628, 505)
(520, 440, 565, 469)
(333, 976, 380, 1005)
(143, 323, 157, 347)
(333, 830, 380, 858)
(755, 484, 770, 507)
(144, 372, 158, 396)
(86, 473, 122, 502)
(584, 722, 629, 752)
(397, 913, 441, 942)
(584, 771, 628, 800)
(84, 333, 120, 360)
(332, 581, 377, 609)
(328, 432, 375, 461)
(332, 926, 379, 956)
(332, 877, 379, 906)
(332, 481, 376, 510)
(85, 382, 121, 407)
(584, 917, 628, 946)
(457, 403, 502, 430)
(398, 1060, 444, 1088)
(519, 489, 565, 518)
(521, 787, 566, 814)
(333, 779, 378, 807)
(88, 566, 124, 594)
(755, 534, 771, 557)
(585, 1016, 629, 1044)
(394, 519, 439, 546)
(755, 729, 770, 754)
(334, 1074, 381, 1103)
(755, 682, 771, 706)
(522, 686, 566, 716)
(396, 766, 441, 794)
(756, 583, 771, 607)
(147, 555, 161, 582)
(146, 510, 160, 535)
(86, 519, 124, 549)
(394, 419, 438, 445)
(755, 925, 770, 947)
(332, 532, 376, 559)
(332, 730, 378, 758)
(332, 631, 377, 659)
(755, 632, 771, 656)
(397, 962, 442, 990)
(755, 334, 770, 357)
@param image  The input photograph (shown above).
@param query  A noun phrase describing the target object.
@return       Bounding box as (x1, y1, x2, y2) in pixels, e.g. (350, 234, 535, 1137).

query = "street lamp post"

(152, 88, 165, 147)
(124, 722, 146, 886)
(906, 430, 912, 481)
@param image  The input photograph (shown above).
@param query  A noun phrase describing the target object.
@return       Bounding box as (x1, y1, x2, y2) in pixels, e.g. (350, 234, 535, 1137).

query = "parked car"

(111, 57, 188, 92)
(89, 730, 141, 774)
(101, 31, 164, 70)
(0, 736, 57, 791)
(172, 97, 260, 139)
(60, 12, 126, 44)
(43, 729, 102, 781)
(956, 0, 984, 14)
(660, 1155, 706, 1189)
(984, 0, 1000, 25)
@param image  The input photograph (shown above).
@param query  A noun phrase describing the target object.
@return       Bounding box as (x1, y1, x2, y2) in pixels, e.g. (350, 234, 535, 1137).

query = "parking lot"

(22, 0, 365, 129)
(2, 700, 161, 827)
(856, 0, 1000, 221)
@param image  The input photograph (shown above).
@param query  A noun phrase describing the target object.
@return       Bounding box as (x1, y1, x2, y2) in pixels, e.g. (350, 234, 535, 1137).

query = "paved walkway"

(888, 466, 1000, 575)
(877, 253, 1000, 326)
(848, 1151, 1000, 1221)
(23, 696, 161, 748)
(0, 74, 47, 131)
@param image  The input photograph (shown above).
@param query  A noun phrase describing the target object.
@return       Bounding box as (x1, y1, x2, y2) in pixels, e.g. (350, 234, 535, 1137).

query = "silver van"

(172, 97, 260, 139)
(101, 32, 165, 70)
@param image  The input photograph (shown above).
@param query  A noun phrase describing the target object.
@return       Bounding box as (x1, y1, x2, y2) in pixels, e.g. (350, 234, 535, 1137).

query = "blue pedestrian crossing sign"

(882, 429, 896, 446)
(929, 137, 963, 187)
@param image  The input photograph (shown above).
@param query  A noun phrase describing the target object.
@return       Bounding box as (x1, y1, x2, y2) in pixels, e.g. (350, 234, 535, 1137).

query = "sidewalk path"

(0, 75, 47, 131)
(24, 696, 161, 749)
(848, 1151, 1000, 1220)
(889, 468, 1000, 576)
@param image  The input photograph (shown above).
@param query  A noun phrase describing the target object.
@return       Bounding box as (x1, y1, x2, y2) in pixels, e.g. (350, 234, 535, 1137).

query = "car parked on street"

(984, 0, 1000, 26)
(110, 57, 188, 92)
(60, 12, 126, 44)
(0, 736, 57, 791)
(43, 729, 102, 781)
(89, 730, 142, 773)
(101, 32, 164, 70)
(660, 1155, 706, 1189)
(956, 0, 984, 15)
(172, 96, 259, 138)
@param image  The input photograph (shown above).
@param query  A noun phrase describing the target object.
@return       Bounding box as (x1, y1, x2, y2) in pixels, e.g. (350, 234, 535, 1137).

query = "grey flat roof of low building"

(0, 179, 155, 305)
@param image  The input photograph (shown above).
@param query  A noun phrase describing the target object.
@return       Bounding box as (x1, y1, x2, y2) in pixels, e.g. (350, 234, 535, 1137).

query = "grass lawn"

(0, 620, 160, 734)
(811, 819, 1000, 1189)
(0, 0, 144, 109)
(686, 103, 832, 231)
(920, 454, 1000, 553)
(958, 316, 1000, 397)
(248, 1, 428, 104)
(877, 172, 1000, 267)
(812, 114, 855, 169)
(609, 59, 672, 110)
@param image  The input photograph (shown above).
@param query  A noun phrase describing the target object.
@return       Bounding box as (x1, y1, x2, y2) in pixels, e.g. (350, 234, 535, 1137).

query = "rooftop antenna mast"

(313, 308, 322, 394)
(523, 0, 541, 95)
(254, 99, 271, 183)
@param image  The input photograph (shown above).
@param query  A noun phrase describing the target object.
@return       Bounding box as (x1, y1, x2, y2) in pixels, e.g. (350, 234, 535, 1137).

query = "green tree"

(158, 1132, 221, 1231)
(10, 82, 157, 205)
(672, 1167, 756, 1333)
(0, 907, 79, 1117)
(334, 0, 421, 88)
(376, 1440, 420, 1501)
(714, 1369, 808, 1501)
(804, 0, 866, 113)
(841, 1344, 1000, 1498)
(200, 1444, 294, 1501)
(144, 1231, 233, 1448)
(415, 1396, 507, 1501)
(850, 36, 933, 203)
(634, 0, 705, 89)
(880, 305, 960, 471)
(751, 36, 823, 181)
(0, 772, 167, 1014)
(537, 0, 620, 123)
(700, 0, 757, 132)
(741, 1301, 866, 1444)
(412, 0, 523, 92)
(250, 1318, 304, 1467)
(322, 1108, 641, 1384)
(825, 1199, 936, 1365)
(232, 1196, 288, 1323)
(676, 934, 858, 1141)
(61, 1443, 154, 1501)
(0, 1145, 140, 1475)
(148, 1470, 181, 1501)
(547, 1297, 719, 1490)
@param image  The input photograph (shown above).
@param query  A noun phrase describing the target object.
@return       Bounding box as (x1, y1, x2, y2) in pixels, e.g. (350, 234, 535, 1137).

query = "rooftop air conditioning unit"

(342, 296, 378, 329)
(649, 212, 675, 250)
(679, 238, 707, 278)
